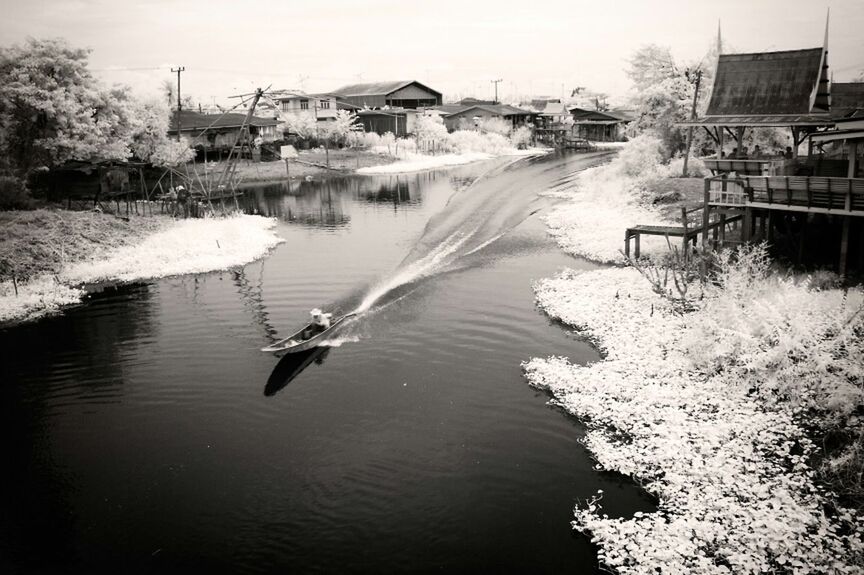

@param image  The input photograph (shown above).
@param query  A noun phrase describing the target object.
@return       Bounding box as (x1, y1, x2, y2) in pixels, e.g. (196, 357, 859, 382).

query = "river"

(0, 151, 654, 574)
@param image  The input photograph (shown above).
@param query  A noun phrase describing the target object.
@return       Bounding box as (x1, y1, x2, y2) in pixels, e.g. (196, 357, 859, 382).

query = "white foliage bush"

(523, 247, 864, 574)
(447, 130, 512, 155)
(477, 117, 512, 136)
(510, 126, 533, 149)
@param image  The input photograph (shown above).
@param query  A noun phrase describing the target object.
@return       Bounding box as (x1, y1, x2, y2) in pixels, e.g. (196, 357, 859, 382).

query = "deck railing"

(705, 175, 864, 214)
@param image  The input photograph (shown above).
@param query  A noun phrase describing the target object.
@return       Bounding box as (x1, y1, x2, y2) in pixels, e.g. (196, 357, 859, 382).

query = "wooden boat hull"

(261, 313, 356, 354)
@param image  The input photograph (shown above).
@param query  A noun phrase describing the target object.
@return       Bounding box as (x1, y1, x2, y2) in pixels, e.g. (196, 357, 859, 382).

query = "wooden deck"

(624, 207, 742, 258)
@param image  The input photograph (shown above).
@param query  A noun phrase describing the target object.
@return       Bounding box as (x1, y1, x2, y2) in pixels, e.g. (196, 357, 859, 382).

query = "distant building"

(429, 104, 534, 132)
(534, 101, 571, 129)
(331, 80, 443, 109)
(271, 91, 339, 121)
(568, 107, 634, 142)
(355, 108, 418, 137)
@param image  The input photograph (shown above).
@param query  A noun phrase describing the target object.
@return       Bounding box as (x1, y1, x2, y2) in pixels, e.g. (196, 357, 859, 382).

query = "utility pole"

(682, 69, 702, 177)
(491, 78, 503, 104)
(171, 66, 185, 142)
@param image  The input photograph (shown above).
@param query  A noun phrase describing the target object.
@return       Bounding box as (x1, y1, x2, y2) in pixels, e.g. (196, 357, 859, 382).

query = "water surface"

(1, 152, 654, 574)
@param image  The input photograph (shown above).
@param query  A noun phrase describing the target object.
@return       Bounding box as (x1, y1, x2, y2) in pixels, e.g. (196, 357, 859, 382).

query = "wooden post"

(285, 158, 290, 179)
(635, 234, 641, 259)
(624, 231, 630, 258)
(767, 211, 774, 243)
(682, 70, 702, 176)
(791, 127, 800, 159)
(848, 140, 859, 178)
(840, 216, 850, 277)
(702, 178, 711, 248)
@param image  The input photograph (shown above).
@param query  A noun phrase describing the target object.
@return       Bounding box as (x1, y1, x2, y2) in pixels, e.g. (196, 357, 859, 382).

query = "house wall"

(278, 96, 338, 120)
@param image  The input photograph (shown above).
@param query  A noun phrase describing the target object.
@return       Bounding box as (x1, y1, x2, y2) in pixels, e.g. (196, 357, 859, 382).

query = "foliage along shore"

(0, 210, 284, 324)
(525, 137, 864, 574)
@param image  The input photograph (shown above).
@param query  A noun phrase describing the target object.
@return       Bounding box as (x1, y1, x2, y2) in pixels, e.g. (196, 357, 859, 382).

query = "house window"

(281, 101, 291, 112)
(320, 100, 330, 109)
(300, 100, 309, 110)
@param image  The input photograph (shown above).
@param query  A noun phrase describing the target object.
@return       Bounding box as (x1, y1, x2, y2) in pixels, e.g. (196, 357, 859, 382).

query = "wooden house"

(568, 108, 633, 142)
(355, 108, 418, 137)
(430, 104, 534, 132)
(331, 81, 443, 109)
(168, 111, 280, 157)
(679, 27, 864, 275)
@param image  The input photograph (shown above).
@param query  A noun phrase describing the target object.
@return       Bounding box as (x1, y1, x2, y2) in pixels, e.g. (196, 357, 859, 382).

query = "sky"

(1, 0, 863, 107)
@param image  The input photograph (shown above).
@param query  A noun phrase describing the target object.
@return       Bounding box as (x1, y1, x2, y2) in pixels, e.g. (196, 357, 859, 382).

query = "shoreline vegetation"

(0, 210, 283, 324)
(527, 137, 864, 573)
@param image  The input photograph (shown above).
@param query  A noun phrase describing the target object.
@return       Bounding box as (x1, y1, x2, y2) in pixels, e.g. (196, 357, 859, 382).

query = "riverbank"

(0, 210, 283, 324)
(207, 149, 399, 182)
(526, 139, 864, 573)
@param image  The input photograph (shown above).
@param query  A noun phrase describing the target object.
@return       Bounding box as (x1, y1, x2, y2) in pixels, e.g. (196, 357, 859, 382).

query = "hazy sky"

(2, 0, 862, 106)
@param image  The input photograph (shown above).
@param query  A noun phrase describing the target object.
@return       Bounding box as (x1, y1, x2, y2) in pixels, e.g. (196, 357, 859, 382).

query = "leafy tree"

(282, 112, 318, 139)
(627, 75, 693, 156)
(626, 44, 678, 92)
(130, 98, 195, 167)
(0, 38, 137, 177)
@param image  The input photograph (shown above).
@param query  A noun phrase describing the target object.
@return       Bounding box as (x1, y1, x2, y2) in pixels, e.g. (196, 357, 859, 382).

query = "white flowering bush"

(447, 130, 512, 155)
(524, 251, 864, 574)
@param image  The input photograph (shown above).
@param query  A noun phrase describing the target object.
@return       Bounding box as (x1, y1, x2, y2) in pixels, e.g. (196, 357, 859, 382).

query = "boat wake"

(353, 151, 610, 314)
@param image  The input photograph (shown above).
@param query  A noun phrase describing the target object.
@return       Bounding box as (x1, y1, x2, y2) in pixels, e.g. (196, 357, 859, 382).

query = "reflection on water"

(240, 172, 451, 228)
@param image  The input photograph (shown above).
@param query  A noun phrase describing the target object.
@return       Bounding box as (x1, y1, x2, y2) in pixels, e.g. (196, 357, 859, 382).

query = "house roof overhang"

(679, 114, 834, 128)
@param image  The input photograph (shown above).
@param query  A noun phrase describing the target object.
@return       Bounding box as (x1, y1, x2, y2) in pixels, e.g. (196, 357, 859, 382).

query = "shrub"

(478, 117, 511, 136)
(0, 176, 34, 210)
(510, 126, 533, 149)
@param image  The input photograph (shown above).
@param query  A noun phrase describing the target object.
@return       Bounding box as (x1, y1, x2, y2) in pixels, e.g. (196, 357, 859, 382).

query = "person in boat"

(305, 308, 332, 338)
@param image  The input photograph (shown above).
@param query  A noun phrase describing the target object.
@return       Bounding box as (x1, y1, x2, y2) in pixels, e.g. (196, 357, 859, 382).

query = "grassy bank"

(0, 209, 283, 324)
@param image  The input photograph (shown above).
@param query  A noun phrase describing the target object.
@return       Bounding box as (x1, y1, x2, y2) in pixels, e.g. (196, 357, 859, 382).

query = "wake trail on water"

(353, 152, 611, 314)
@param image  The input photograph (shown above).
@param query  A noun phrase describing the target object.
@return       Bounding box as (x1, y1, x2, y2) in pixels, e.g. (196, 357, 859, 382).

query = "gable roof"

(706, 48, 828, 116)
(831, 83, 864, 119)
(331, 80, 442, 98)
(428, 104, 533, 117)
(169, 110, 279, 132)
(569, 107, 633, 123)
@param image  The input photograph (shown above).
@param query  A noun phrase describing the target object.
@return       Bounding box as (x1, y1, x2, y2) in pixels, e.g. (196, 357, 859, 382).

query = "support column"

(840, 216, 850, 277)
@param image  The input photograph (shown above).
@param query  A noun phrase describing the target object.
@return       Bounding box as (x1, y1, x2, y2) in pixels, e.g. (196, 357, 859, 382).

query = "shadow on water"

(264, 347, 331, 397)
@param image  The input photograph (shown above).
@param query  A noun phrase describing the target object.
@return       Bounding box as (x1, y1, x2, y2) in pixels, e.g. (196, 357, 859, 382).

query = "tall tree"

(626, 45, 679, 92)
(0, 38, 135, 176)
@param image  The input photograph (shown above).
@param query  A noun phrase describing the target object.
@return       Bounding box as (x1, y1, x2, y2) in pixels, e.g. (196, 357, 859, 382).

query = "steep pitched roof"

(831, 83, 864, 119)
(706, 48, 827, 116)
(331, 80, 442, 98)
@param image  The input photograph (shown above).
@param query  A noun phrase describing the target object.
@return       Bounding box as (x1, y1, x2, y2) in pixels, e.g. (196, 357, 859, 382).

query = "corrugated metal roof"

(331, 80, 442, 98)
(706, 48, 825, 116)
(831, 82, 864, 119)
(170, 110, 279, 132)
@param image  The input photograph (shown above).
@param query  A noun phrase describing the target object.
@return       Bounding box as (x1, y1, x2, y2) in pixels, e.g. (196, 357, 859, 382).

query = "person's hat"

(310, 308, 323, 317)
(177, 185, 185, 190)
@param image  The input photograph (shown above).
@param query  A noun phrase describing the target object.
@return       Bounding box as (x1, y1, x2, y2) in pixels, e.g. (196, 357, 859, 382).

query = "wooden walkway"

(624, 207, 742, 258)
